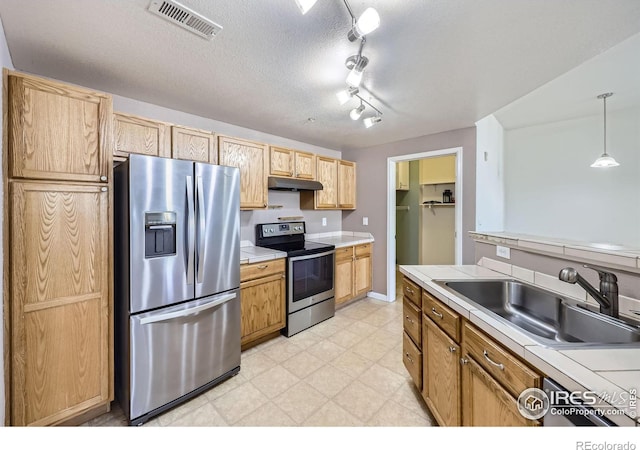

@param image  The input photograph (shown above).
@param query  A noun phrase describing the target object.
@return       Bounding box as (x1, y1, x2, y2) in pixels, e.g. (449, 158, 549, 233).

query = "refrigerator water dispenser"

(145, 212, 177, 258)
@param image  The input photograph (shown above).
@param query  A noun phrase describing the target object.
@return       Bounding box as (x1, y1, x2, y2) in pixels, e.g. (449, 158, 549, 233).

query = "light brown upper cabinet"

(218, 135, 268, 209)
(419, 155, 456, 185)
(172, 125, 217, 164)
(338, 160, 356, 209)
(8, 72, 112, 183)
(301, 156, 356, 210)
(312, 156, 338, 209)
(269, 146, 316, 180)
(113, 112, 171, 159)
(10, 181, 111, 426)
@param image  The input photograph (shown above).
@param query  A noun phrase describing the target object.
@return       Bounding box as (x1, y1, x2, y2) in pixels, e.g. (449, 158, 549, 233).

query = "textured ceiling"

(1, 0, 640, 151)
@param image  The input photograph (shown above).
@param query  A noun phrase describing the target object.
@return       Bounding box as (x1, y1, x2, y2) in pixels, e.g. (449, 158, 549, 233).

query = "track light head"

(347, 7, 380, 41)
(363, 115, 382, 128)
(336, 87, 359, 105)
(350, 103, 365, 120)
(345, 55, 368, 87)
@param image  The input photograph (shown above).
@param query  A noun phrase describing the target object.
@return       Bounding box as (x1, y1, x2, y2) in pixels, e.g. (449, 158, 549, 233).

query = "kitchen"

(1, 0, 640, 446)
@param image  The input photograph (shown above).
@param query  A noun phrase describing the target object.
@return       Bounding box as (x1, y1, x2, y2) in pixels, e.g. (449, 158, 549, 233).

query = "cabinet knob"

(460, 358, 468, 365)
(100, 187, 107, 192)
(448, 346, 456, 353)
(100, 175, 107, 182)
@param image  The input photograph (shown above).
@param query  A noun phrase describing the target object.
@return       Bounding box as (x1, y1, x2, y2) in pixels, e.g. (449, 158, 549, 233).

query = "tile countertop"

(240, 242, 286, 265)
(305, 231, 374, 248)
(399, 264, 640, 426)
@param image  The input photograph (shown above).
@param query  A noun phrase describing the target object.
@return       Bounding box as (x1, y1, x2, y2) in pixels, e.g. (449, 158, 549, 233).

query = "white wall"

(504, 106, 640, 246)
(112, 94, 343, 242)
(0, 13, 14, 427)
(475, 114, 504, 231)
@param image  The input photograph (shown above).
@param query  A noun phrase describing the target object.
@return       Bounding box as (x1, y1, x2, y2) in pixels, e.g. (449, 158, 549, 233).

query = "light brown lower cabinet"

(461, 356, 537, 426)
(10, 181, 112, 426)
(422, 315, 461, 426)
(334, 244, 372, 306)
(240, 259, 286, 349)
(401, 275, 544, 427)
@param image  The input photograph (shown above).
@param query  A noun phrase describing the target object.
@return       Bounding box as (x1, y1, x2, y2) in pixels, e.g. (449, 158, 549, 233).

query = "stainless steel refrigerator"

(114, 154, 240, 425)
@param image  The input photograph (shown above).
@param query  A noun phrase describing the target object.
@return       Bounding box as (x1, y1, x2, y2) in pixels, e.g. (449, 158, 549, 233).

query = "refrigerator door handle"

(139, 292, 237, 325)
(186, 176, 195, 285)
(196, 175, 206, 284)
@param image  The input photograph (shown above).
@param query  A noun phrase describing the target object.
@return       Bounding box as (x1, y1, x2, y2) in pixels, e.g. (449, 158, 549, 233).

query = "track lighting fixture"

(295, 0, 318, 15)
(591, 92, 620, 168)
(363, 115, 382, 128)
(347, 7, 380, 41)
(350, 102, 365, 120)
(336, 87, 359, 105)
(296, 0, 384, 128)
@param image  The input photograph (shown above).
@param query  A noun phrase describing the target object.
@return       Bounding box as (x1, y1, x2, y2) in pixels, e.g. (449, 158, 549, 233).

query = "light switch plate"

(363, 217, 368, 226)
(322, 217, 327, 227)
(496, 245, 511, 259)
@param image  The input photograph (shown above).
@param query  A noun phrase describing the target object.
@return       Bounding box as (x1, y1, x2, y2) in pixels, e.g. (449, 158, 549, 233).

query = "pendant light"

(591, 92, 620, 168)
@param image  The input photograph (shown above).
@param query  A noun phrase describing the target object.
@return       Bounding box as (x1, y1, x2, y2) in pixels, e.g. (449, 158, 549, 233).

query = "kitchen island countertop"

(399, 264, 640, 426)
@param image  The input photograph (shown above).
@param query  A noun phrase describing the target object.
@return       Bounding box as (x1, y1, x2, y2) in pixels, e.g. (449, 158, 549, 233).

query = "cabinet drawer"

(240, 259, 285, 282)
(403, 332, 422, 391)
(463, 323, 541, 398)
(403, 298, 421, 347)
(402, 277, 421, 307)
(422, 290, 460, 342)
(335, 246, 354, 262)
(355, 243, 371, 257)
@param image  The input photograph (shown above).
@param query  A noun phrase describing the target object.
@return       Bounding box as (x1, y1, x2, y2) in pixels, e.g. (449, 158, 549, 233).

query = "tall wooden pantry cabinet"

(4, 70, 113, 426)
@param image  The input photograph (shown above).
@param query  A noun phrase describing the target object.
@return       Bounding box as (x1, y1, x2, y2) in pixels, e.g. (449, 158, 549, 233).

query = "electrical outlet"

(322, 217, 327, 227)
(496, 245, 511, 259)
(363, 217, 368, 226)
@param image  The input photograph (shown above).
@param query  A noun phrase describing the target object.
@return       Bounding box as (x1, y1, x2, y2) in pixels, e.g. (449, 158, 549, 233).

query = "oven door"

(288, 250, 335, 313)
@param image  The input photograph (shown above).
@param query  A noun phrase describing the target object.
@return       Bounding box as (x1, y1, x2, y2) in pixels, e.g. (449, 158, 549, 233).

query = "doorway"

(387, 147, 463, 301)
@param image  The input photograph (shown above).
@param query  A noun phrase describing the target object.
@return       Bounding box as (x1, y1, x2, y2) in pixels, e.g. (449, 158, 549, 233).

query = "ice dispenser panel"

(144, 212, 177, 258)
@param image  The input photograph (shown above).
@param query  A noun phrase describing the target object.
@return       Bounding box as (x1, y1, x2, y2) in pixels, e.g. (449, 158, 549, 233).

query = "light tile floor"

(84, 276, 433, 427)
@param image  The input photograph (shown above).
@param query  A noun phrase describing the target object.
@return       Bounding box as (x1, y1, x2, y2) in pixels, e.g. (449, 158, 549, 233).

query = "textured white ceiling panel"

(1, 0, 640, 150)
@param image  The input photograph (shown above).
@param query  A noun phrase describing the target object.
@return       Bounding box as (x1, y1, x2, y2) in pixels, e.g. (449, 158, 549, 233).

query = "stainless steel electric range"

(256, 221, 335, 336)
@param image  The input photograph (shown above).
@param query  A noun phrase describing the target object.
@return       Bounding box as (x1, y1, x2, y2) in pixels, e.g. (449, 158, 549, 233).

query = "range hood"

(268, 176, 324, 191)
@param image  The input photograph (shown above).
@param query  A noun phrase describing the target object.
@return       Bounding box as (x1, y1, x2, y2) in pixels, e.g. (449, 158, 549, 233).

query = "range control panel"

(259, 222, 305, 237)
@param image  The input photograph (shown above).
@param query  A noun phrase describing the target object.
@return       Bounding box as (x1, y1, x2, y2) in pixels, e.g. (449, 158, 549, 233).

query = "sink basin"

(434, 279, 640, 346)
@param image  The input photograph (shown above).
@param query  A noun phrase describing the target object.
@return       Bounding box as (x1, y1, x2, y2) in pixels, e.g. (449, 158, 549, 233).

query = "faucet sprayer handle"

(582, 264, 618, 283)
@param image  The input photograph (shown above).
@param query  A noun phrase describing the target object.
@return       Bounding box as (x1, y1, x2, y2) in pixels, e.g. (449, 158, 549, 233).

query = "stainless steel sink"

(434, 279, 640, 347)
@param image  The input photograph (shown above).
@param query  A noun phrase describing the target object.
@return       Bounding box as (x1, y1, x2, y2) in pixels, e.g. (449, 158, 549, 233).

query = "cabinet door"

(113, 112, 171, 159)
(172, 125, 216, 163)
(269, 146, 294, 177)
(218, 136, 268, 209)
(462, 356, 539, 426)
(294, 151, 315, 180)
(423, 317, 460, 426)
(315, 157, 338, 209)
(9, 73, 112, 183)
(338, 160, 356, 209)
(240, 273, 286, 346)
(396, 161, 409, 190)
(11, 181, 110, 426)
(334, 251, 354, 305)
(419, 155, 456, 184)
(354, 254, 371, 296)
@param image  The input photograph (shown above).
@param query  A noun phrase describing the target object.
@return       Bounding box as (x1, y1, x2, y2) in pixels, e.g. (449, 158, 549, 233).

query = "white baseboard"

(367, 291, 392, 302)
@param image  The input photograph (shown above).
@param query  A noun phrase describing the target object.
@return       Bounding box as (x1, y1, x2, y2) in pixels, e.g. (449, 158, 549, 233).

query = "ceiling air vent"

(148, 0, 222, 40)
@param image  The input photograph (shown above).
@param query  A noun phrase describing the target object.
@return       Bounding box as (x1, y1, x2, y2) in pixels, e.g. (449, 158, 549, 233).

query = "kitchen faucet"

(558, 264, 618, 318)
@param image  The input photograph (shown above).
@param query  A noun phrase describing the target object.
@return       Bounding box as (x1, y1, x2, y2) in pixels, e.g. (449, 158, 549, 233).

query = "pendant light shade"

(591, 92, 620, 168)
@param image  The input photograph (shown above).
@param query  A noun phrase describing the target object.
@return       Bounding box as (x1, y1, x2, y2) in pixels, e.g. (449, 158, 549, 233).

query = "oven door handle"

(288, 249, 335, 262)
